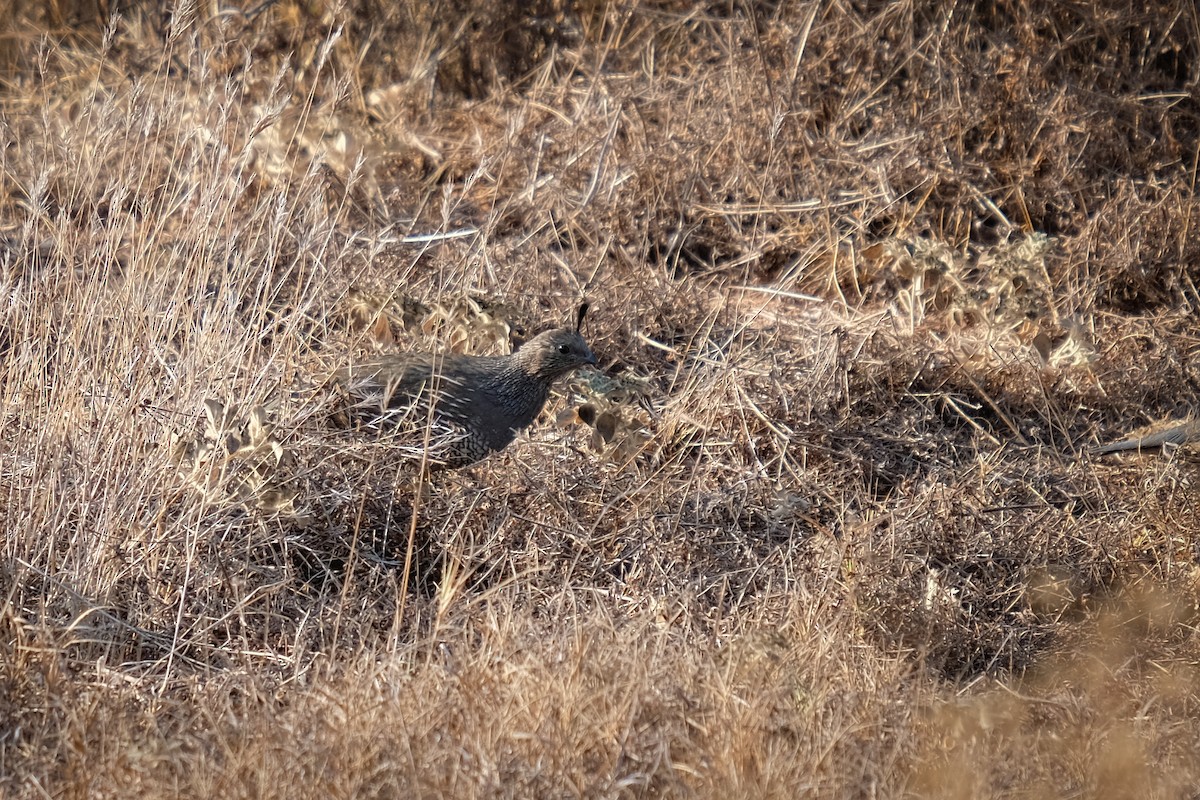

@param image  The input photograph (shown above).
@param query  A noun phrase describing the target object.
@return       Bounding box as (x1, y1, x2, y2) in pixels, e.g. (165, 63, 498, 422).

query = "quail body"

(340, 305, 597, 467)
(1092, 419, 1200, 455)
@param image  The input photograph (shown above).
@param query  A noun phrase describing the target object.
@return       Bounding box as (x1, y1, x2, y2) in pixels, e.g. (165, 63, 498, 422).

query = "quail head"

(340, 303, 598, 467)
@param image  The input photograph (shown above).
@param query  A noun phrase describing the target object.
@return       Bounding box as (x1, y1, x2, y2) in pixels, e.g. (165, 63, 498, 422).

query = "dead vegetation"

(3, 0, 1200, 796)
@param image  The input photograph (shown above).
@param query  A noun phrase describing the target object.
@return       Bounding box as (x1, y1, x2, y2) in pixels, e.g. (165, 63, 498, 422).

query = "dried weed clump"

(3, 1, 1200, 797)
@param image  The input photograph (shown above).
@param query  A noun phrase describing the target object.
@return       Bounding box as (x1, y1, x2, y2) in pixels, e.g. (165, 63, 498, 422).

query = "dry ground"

(3, 1, 1200, 797)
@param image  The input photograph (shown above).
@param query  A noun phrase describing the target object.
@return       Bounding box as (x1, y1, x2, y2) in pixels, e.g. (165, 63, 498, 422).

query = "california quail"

(340, 303, 598, 467)
(1092, 418, 1200, 455)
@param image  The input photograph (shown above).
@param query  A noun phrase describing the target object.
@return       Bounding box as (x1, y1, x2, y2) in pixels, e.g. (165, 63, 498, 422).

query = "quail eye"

(557, 344, 571, 355)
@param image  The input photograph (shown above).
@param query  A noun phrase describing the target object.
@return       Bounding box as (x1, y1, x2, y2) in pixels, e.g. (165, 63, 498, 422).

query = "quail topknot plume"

(340, 303, 598, 467)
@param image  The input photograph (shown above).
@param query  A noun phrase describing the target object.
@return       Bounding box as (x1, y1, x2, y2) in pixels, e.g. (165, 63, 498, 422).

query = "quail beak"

(583, 348, 598, 367)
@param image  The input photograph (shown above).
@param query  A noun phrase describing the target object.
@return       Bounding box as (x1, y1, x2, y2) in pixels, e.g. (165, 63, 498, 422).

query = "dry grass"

(3, 0, 1200, 797)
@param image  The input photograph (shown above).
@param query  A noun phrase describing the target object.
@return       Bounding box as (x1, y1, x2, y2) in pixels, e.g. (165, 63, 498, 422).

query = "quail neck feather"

(341, 308, 598, 467)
